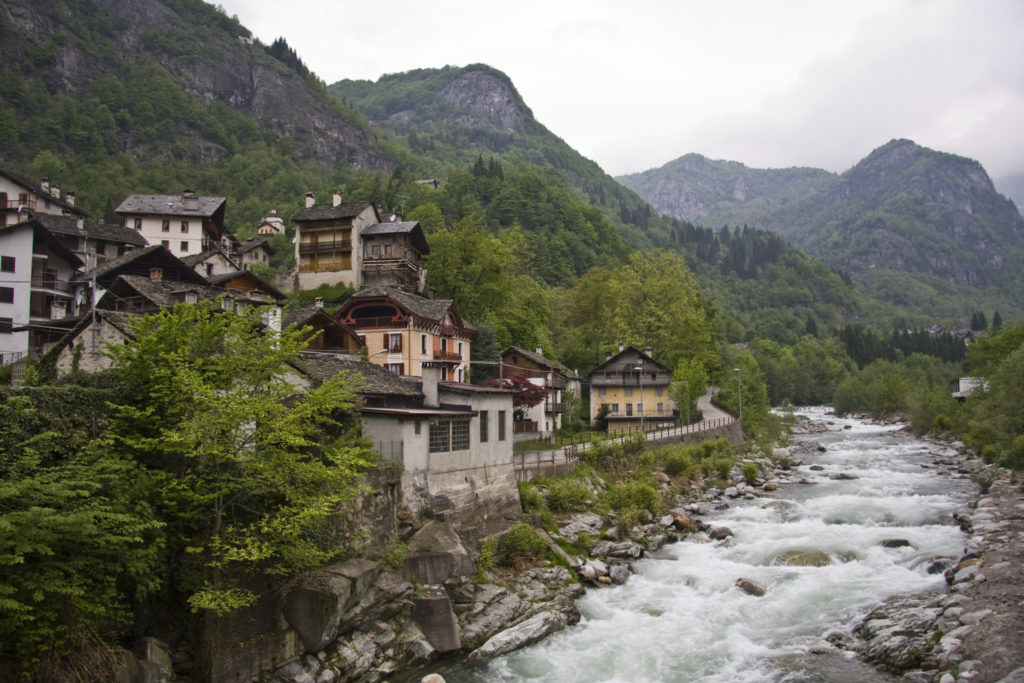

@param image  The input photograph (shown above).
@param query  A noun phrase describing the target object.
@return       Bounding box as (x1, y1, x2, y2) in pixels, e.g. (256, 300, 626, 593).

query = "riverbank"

(850, 446, 1024, 683)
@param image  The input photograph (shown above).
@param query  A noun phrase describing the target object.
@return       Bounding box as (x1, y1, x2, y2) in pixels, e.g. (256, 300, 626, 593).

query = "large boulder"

(404, 521, 476, 584)
(735, 578, 766, 597)
(468, 610, 569, 660)
(773, 548, 833, 567)
(282, 561, 376, 652)
(558, 512, 605, 543)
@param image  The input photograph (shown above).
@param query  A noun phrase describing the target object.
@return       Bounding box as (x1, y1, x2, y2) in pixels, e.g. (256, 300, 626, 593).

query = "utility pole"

(734, 367, 742, 424)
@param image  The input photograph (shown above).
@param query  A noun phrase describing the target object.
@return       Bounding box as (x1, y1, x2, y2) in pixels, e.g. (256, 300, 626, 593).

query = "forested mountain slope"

(619, 140, 1024, 319)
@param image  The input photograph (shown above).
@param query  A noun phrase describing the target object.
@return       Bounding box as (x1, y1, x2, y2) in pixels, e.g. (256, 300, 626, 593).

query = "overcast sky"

(215, 0, 1024, 181)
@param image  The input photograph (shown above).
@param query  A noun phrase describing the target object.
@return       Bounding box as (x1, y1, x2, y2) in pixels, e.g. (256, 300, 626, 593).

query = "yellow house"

(589, 345, 674, 430)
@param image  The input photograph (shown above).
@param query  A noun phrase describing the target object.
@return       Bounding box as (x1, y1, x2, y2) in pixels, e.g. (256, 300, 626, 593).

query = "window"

(0, 286, 13, 304)
(180, 241, 188, 252)
(656, 387, 664, 397)
(388, 362, 403, 375)
(625, 387, 633, 397)
(429, 421, 450, 453)
(611, 403, 619, 413)
(479, 410, 489, 442)
(421, 334, 427, 354)
(205, 263, 213, 276)
(134, 218, 142, 230)
(384, 244, 393, 257)
(458, 341, 463, 357)
(185, 292, 198, 304)
(0, 256, 14, 273)
(414, 420, 421, 435)
(180, 220, 189, 233)
(638, 402, 644, 415)
(657, 402, 664, 414)
(498, 410, 507, 441)
(451, 420, 470, 450)
(371, 244, 379, 256)
(599, 387, 607, 397)
(388, 332, 402, 352)
(161, 219, 170, 232)
(441, 367, 449, 381)
(458, 368, 464, 382)
(0, 317, 12, 334)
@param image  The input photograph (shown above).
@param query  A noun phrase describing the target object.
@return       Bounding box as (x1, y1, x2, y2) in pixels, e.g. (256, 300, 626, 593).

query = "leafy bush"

(518, 481, 542, 512)
(497, 523, 548, 568)
(476, 536, 498, 580)
(380, 540, 407, 569)
(742, 461, 760, 484)
(605, 481, 659, 513)
(661, 449, 698, 478)
(545, 479, 590, 513)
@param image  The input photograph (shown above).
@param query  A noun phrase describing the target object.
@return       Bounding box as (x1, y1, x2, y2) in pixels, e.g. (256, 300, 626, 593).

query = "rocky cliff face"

(0, 0, 391, 170)
(440, 69, 525, 133)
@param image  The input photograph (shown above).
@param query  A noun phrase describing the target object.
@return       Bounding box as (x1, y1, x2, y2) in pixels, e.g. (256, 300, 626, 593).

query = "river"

(433, 408, 976, 683)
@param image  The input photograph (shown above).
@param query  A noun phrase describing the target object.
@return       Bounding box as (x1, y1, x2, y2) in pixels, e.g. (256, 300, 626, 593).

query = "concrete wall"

(130, 215, 206, 256)
(0, 226, 32, 360)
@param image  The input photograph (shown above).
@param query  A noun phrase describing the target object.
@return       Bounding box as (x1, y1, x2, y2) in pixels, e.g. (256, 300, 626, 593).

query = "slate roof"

(284, 306, 342, 327)
(206, 270, 286, 300)
(76, 244, 209, 286)
(291, 354, 422, 397)
(350, 286, 456, 324)
(180, 249, 228, 268)
(31, 213, 148, 246)
(115, 193, 225, 217)
(292, 201, 375, 222)
(0, 167, 86, 217)
(503, 346, 579, 379)
(239, 236, 272, 255)
(363, 220, 429, 253)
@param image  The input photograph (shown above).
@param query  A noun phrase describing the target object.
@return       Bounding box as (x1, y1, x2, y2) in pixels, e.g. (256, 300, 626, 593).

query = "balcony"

(549, 376, 566, 389)
(299, 238, 352, 254)
(433, 349, 462, 362)
(31, 272, 73, 295)
(1, 197, 36, 210)
(545, 402, 566, 413)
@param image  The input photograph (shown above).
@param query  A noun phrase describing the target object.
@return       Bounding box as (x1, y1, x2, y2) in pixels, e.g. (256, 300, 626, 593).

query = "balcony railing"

(549, 376, 567, 389)
(299, 239, 352, 254)
(545, 402, 566, 413)
(433, 349, 462, 362)
(1, 198, 36, 210)
(31, 273, 74, 294)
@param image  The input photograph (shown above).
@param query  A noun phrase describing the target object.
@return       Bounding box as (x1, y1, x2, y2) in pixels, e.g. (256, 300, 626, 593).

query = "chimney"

(421, 363, 441, 408)
(645, 346, 653, 358)
(76, 218, 85, 231)
(618, 341, 625, 353)
(536, 345, 544, 357)
(50, 183, 60, 199)
(40, 178, 49, 193)
(182, 189, 199, 211)
(65, 191, 75, 207)
(314, 296, 324, 309)
(305, 192, 316, 208)
(332, 190, 342, 207)
(150, 268, 163, 283)
(605, 350, 612, 361)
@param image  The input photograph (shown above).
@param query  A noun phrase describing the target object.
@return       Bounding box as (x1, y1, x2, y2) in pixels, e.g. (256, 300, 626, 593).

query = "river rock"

(671, 512, 700, 533)
(709, 526, 733, 541)
(880, 539, 912, 548)
(609, 564, 631, 584)
(469, 610, 570, 660)
(829, 472, 860, 480)
(558, 512, 605, 543)
(724, 486, 740, 498)
(762, 481, 778, 491)
(773, 548, 832, 567)
(735, 578, 766, 597)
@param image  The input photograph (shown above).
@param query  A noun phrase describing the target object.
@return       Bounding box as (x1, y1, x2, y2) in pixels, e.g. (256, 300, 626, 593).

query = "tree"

(670, 357, 708, 424)
(487, 374, 548, 420)
(103, 299, 374, 614)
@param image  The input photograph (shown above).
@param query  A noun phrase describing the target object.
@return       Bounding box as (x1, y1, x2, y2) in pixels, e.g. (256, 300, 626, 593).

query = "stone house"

(283, 304, 363, 356)
(360, 219, 429, 293)
(335, 285, 475, 382)
(0, 169, 85, 227)
(182, 248, 240, 279)
(588, 344, 675, 429)
(30, 213, 147, 272)
(292, 193, 380, 291)
(238, 236, 273, 270)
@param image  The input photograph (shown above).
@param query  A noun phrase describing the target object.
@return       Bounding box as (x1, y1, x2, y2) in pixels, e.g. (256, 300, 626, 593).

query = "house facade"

(335, 286, 475, 382)
(500, 345, 583, 437)
(115, 190, 227, 258)
(238, 236, 273, 270)
(32, 213, 147, 272)
(588, 345, 675, 429)
(0, 219, 83, 364)
(360, 220, 428, 292)
(1, 170, 85, 227)
(292, 194, 379, 290)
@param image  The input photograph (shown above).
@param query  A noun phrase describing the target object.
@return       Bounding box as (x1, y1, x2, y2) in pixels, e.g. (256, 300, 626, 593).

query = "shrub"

(497, 523, 548, 568)
(662, 449, 698, 478)
(476, 536, 498, 580)
(546, 479, 590, 513)
(742, 461, 760, 484)
(380, 540, 407, 569)
(518, 481, 543, 512)
(932, 413, 952, 434)
(605, 481, 659, 513)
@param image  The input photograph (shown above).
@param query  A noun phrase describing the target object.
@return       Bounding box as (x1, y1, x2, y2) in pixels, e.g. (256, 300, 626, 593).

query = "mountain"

(619, 140, 1024, 319)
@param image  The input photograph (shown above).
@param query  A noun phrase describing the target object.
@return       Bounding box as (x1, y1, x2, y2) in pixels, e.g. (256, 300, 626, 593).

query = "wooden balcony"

(433, 349, 462, 362)
(31, 272, 73, 294)
(545, 402, 566, 413)
(299, 238, 352, 254)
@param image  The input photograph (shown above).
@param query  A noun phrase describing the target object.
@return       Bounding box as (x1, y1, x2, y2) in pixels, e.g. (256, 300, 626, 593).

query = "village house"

(292, 193, 379, 291)
(283, 302, 363, 356)
(335, 285, 475, 382)
(0, 217, 83, 365)
(588, 344, 674, 430)
(0, 169, 86, 226)
(31, 213, 147, 272)
(360, 219, 429, 292)
(289, 357, 520, 545)
(238, 236, 273, 270)
(181, 248, 240, 279)
(500, 345, 583, 438)
(256, 209, 285, 235)
(115, 190, 227, 258)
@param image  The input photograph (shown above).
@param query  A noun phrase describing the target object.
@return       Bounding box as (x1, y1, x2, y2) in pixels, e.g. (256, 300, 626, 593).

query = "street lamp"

(634, 363, 644, 433)
(733, 367, 742, 424)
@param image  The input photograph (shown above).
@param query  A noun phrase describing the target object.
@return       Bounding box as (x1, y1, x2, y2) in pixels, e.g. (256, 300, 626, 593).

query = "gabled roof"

(99, 273, 279, 312)
(115, 193, 226, 218)
(206, 270, 286, 300)
(0, 167, 86, 217)
(290, 354, 422, 398)
(285, 305, 346, 328)
(180, 249, 238, 269)
(502, 346, 578, 378)
(588, 345, 671, 377)
(239, 236, 272, 255)
(362, 221, 429, 253)
(76, 244, 210, 286)
(30, 213, 148, 246)
(293, 201, 377, 223)
(347, 285, 458, 324)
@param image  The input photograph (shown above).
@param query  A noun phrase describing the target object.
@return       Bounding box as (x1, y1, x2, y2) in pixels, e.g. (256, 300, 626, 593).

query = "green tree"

(103, 299, 374, 614)
(670, 357, 708, 424)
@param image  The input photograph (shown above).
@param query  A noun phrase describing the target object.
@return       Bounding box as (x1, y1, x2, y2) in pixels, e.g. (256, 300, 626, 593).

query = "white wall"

(0, 227, 32, 360)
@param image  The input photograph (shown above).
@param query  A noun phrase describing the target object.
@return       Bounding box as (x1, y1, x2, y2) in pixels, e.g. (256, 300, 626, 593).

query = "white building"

(115, 190, 227, 258)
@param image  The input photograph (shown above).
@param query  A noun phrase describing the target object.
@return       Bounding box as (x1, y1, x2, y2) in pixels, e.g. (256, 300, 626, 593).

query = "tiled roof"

(31, 213, 148, 246)
(239, 236, 272, 254)
(115, 193, 225, 218)
(76, 244, 209, 286)
(351, 285, 454, 323)
(291, 354, 422, 397)
(504, 346, 577, 377)
(363, 220, 429, 253)
(292, 202, 374, 222)
(206, 270, 285, 300)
